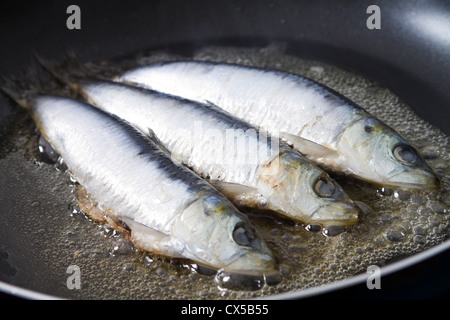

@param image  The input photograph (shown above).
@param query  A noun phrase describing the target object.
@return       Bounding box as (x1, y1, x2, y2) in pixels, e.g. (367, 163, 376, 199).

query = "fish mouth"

(214, 251, 281, 290)
(215, 269, 281, 291)
(309, 201, 360, 228)
(386, 170, 440, 190)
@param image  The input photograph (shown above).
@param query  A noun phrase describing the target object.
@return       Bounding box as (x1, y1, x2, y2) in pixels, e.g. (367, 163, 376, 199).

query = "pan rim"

(0, 238, 449, 300)
(259, 238, 450, 300)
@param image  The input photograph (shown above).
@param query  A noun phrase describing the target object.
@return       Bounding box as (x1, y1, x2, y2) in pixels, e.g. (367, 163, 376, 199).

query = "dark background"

(0, 0, 449, 299)
(1, 0, 449, 134)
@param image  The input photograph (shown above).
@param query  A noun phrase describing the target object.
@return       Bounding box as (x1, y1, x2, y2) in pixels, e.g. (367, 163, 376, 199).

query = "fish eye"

(364, 125, 373, 133)
(233, 223, 257, 247)
(393, 144, 421, 164)
(202, 196, 223, 215)
(314, 176, 336, 198)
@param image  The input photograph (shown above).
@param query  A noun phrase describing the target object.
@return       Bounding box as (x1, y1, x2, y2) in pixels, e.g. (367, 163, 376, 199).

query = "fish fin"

(146, 128, 172, 155)
(120, 217, 166, 240)
(280, 131, 339, 162)
(75, 185, 131, 236)
(73, 186, 130, 241)
(204, 100, 228, 112)
(208, 180, 269, 209)
(75, 185, 181, 257)
(205, 100, 218, 108)
(74, 185, 107, 222)
(104, 216, 132, 239)
(120, 217, 183, 258)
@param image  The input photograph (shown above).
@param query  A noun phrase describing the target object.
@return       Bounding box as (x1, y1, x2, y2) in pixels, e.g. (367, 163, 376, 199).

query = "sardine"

(60, 78, 359, 228)
(117, 61, 439, 190)
(1, 85, 279, 289)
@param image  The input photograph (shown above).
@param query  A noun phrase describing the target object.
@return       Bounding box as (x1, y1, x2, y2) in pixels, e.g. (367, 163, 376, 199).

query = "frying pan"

(0, 0, 449, 299)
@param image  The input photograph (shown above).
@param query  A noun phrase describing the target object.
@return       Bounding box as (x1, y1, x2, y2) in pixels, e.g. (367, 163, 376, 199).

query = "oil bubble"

(418, 206, 433, 216)
(421, 145, 440, 159)
(413, 235, 425, 244)
(413, 225, 427, 236)
(411, 194, 427, 205)
(386, 230, 405, 242)
(31, 201, 40, 207)
(110, 239, 135, 256)
(394, 190, 411, 201)
(428, 201, 448, 214)
(379, 213, 391, 223)
(305, 224, 321, 232)
(355, 201, 371, 215)
(278, 262, 292, 276)
(123, 263, 134, 272)
(322, 225, 345, 237)
(378, 187, 393, 197)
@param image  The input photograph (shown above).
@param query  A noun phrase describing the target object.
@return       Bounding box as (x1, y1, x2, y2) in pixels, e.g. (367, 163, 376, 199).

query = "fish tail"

(36, 50, 112, 92)
(0, 74, 31, 109)
(0, 64, 44, 110)
(35, 50, 85, 91)
(1, 56, 65, 109)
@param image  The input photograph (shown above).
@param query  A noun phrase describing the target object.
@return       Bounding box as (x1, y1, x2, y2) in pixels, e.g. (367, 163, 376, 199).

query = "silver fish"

(117, 61, 439, 190)
(66, 79, 359, 228)
(2, 88, 279, 289)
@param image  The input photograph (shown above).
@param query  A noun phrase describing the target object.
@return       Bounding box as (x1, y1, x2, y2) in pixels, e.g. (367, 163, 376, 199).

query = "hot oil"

(0, 44, 448, 299)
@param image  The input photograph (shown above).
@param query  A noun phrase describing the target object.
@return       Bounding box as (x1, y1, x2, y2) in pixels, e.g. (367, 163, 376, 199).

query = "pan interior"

(0, 43, 448, 299)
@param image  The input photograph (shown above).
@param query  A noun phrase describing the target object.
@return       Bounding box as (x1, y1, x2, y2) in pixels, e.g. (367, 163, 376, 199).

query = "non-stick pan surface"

(0, 0, 449, 299)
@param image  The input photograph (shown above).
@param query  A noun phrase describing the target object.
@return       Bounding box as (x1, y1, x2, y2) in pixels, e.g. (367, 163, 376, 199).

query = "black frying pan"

(0, 0, 449, 299)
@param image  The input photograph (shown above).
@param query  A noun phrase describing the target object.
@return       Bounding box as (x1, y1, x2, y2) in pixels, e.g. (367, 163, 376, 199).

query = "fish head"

(175, 193, 280, 290)
(257, 150, 360, 227)
(338, 117, 439, 189)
